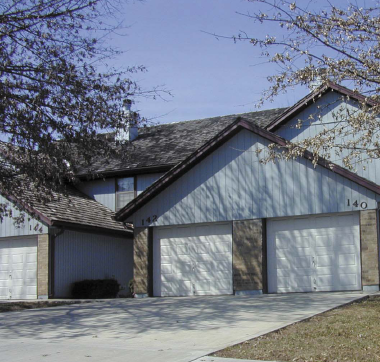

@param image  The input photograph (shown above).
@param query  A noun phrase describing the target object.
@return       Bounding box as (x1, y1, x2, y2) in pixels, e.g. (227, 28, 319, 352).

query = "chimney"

(309, 68, 327, 92)
(116, 100, 139, 142)
(309, 77, 324, 92)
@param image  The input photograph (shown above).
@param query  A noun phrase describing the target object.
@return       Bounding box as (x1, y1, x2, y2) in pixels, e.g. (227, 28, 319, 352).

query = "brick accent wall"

(133, 227, 149, 295)
(233, 219, 264, 292)
(37, 234, 49, 298)
(360, 210, 379, 286)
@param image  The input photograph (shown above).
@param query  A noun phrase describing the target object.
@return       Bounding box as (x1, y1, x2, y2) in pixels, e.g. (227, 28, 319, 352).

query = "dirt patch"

(0, 301, 82, 313)
(214, 296, 380, 362)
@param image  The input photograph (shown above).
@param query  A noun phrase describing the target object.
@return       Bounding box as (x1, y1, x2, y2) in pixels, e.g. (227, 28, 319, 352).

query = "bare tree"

(0, 0, 157, 213)
(229, 1, 380, 170)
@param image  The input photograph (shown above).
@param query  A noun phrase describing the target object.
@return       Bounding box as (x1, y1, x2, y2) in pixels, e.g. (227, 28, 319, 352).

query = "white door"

(153, 223, 233, 297)
(267, 213, 361, 293)
(0, 236, 38, 299)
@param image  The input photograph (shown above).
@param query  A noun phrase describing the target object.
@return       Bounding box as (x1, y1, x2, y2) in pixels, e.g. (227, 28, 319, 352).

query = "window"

(116, 177, 135, 211)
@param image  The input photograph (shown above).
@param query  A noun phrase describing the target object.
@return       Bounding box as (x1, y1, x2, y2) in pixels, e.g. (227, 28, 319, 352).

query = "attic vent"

(116, 100, 138, 142)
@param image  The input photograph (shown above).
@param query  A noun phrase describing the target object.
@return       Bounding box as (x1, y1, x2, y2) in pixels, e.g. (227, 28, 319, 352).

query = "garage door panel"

(315, 235, 333, 248)
(339, 273, 358, 287)
(268, 213, 361, 293)
(316, 255, 334, 267)
(336, 235, 355, 246)
(317, 275, 333, 287)
(192, 253, 213, 263)
(275, 234, 291, 249)
(194, 243, 210, 254)
(337, 244, 357, 254)
(161, 281, 192, 296)
(154, 223, 232, 297)
(194, 280, 210, 292)
(213, 241, 231, 254)
(294, 275, 313, 288)
(194, 269, 231, 279)
(0, 272, 9, 283)
(162, 271, 192, 282)
(160, 238, 173, 247)
(176, 244, 190, 255)
(160, 263, 173, 274)
(294, 256, 313, 270)
(338, 254, 357, 267)
(0, 254, 10, 264)
(172, 262, 192, 274)
(12, 287, 37, 299)
(276, 257, 290, 270)
(277, 276, 290, 289)
(12, 269, 36, 279)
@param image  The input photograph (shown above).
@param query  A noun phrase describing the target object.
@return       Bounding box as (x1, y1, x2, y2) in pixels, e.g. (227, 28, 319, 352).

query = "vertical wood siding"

(136, 173, 165, 195)
(0, 195, 48, 237)
(133, 129, 379, 227)
(76, 178, 116, 211)
(54, 230, 133, 297)
(276, 91, 380, 187)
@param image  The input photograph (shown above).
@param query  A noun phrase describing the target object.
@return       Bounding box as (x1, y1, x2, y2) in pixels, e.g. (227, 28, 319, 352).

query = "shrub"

(71, 279, 120, 299)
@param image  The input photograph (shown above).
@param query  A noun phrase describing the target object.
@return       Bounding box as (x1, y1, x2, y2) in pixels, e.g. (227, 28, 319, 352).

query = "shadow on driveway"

(0, 292, 366, 341)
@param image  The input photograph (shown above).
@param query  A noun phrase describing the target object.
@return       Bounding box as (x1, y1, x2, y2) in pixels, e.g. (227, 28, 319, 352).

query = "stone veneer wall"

(360, 210, 380, 287)
(37, 234, 49, 298)
(133, 227, 149, 295)
(232, 219, 265, 292)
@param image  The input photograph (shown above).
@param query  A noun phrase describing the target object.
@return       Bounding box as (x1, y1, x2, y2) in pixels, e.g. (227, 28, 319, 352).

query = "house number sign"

(141, 215, 158, 226)
(347, 199, 367, 209)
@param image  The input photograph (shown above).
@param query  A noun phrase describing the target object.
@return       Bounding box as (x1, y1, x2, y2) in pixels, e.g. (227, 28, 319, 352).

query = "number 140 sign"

(347, 199, 367, 209)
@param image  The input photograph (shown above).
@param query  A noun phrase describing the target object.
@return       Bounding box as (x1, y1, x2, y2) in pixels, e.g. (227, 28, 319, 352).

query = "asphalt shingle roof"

(11, 108, 286, 231)
(22, 185, 131, 233)
(76, 108, 287, 176)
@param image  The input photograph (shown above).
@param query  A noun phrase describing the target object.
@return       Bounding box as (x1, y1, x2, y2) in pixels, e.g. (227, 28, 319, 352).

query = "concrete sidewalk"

(0, 292, 369, 362)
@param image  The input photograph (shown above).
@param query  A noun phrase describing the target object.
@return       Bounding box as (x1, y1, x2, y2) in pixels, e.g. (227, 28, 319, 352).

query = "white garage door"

(0, 236, 38, 299)
(153, 223, 233, 297)
(267, 213, 361, 293)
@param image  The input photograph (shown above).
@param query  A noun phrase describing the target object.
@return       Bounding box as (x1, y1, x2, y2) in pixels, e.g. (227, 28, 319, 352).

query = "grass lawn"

(0, 300, 81, 313)
(213, 296, 380, 362)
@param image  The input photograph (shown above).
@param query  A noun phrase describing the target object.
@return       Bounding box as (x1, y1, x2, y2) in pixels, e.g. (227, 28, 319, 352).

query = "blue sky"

(107, 0, 350, 125)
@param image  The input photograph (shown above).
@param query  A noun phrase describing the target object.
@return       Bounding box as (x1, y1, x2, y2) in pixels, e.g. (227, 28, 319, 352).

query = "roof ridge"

(144, 107, 288, 129)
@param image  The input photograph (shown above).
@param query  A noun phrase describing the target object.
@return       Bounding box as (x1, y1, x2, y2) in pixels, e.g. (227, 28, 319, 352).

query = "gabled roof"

(75, 108, 286, 177)
(5, 185, 132, 235)
(115, 117, 380, 221)
(266, 82, 377, 132)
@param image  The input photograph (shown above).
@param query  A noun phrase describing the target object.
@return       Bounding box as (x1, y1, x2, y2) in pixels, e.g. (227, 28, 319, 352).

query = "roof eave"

(1, 193, 53, 227)
(266, 82, 377, 132)
(75, 164, 173, 180)
(50, 219, 133, 237)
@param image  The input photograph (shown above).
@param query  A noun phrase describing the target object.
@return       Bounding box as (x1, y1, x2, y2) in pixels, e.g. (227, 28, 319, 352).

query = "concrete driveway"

(0, 292, 368, 362)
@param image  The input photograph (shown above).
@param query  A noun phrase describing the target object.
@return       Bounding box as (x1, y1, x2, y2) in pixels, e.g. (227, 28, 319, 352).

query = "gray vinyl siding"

(76, 174, 166, 212)
(0, 195, 48, 237)
(75, 178, 116, 211)
(53, 229, 133, 297)
(276, 90, 380, 186)
(136, 173, 165, 195)
(133, 129, 379, 227)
